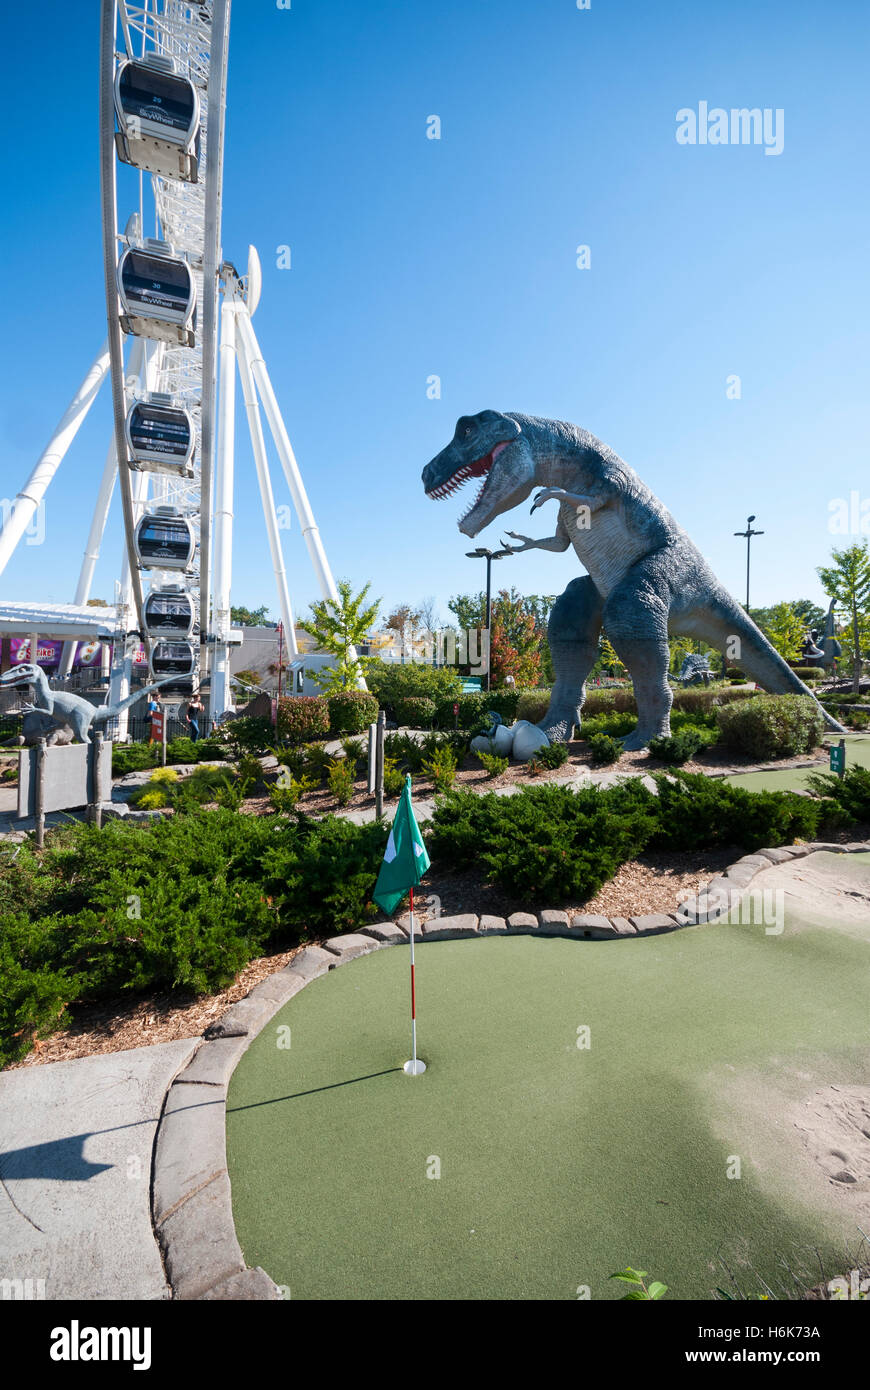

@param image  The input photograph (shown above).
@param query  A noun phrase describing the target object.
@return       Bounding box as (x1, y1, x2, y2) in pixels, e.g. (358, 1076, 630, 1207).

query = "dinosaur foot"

(621, 726, 669, 752)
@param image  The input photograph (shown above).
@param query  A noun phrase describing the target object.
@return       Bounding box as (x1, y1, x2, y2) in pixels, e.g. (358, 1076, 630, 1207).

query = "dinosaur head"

(0, 663, 41, 688)
(422, 411, 535, 537)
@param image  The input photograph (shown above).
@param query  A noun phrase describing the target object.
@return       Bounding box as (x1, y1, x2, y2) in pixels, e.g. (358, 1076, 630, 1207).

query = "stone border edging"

(151, 837, 870, 1299)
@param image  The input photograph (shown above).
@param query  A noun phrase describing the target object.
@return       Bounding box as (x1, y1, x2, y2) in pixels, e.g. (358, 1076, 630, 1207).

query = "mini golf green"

(724, 733, 870, 793)
(226, 854, 870, 1301)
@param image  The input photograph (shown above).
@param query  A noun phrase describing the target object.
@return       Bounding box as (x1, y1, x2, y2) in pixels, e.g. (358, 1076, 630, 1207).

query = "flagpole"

(403, 883, 426, 1075)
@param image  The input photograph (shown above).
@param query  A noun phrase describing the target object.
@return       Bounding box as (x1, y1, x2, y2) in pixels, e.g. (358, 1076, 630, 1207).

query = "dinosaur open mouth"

(426, 440, 511, 521)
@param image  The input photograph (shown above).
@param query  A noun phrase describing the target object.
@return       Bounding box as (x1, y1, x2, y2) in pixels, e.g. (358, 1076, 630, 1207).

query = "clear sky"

(1, 0, 868, 629)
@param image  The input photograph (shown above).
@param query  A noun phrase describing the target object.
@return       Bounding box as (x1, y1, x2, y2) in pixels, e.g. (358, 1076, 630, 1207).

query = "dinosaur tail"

(694, 590, 846, 733)
(92, 678, 179, 721)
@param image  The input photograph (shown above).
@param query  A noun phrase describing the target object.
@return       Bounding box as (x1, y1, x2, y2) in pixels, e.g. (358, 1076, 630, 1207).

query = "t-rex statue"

(422, 411, 845, 749)
(0, 663, 177, 745)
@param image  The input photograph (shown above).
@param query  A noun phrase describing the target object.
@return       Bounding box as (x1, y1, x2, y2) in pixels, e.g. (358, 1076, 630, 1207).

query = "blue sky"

(1, 0, 868, 629)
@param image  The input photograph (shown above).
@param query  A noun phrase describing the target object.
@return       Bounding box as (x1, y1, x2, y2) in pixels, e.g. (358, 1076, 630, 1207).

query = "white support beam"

(57, 437, 119, 678)
(209, 297, 238, 722)
(235, 306, 298, 663)
(0, 342, 110, 581)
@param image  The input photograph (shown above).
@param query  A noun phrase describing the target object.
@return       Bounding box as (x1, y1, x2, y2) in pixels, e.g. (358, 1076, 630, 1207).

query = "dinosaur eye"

(464, 427, 472, 437)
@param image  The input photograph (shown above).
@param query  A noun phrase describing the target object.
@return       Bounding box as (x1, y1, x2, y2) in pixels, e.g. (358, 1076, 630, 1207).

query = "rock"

(538, 909, 571, 935)
(609, 917, 638, 936)
(360, 922, 407, 944)
(477, 915, 508, 934)
(569, 914, 616, 938)
(629, 913, 675, 936)
(511, 722, 550, 763)
(506, 911, 539, 933)
(420, 914, 479, 940)
(322, 934, 378, 961)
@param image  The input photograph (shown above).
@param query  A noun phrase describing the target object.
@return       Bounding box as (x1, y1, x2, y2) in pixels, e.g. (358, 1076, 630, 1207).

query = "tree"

(818, 543, 870, 693)
(598, 632, 626, 677)
(418, 595, 441, 633)
(758, 602, 805, 663)
(231, 604, 271, 627)
(384, 604, 423, 657)
(490, 589, 541, 687)
(297, 580, 381, 692)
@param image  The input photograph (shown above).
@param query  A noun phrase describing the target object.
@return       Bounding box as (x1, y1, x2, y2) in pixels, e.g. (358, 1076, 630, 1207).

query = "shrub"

(647, 728, 714, 764)
(716, 695, 825, 761)
(383, 757, 406, 797)
(365, 660, 462, 716)
(385, 731, 425, 774)
(791, 667, 822, 682)
(805, 765, 870, 824)
(0, 764, 17, 784)
(328, 757, 355, 807)
(194, 736, 230, 762)
(434, 692, 488, 730)
(395, 696, 436, 729)
(276, 695, 330, 744)
(588, 733, 623, 765)
(303, 743, 333, 781)
(581, 711, 637, 740)
(649, 772, 822, 852)
(134, 787, 171, 810)
(486, 690, 521, 724)
(260, 814, 390, 935)
(269, 772, 318, 813)
(0, 912, 80, 1067)
(225, 716, 274, 756)
(476, 749, 508, 778)
(427, 782, 658, 903)
(166, 736, 200, 765)
(517, 690, 551, 724)
(328, 690, 379, 735)
(112, 742, 160, 777)
(531, 742, 570, 771)
(340, 738, 366, 774)
(422, 744, 458, 793)
(583, 687, 637, 716)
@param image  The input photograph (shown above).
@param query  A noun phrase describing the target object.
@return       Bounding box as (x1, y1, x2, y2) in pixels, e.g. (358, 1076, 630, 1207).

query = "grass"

(227, 854, 870, 1301)
(723, 733, 870, 794)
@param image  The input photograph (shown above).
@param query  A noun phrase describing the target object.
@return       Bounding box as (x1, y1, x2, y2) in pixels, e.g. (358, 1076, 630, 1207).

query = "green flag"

(373, 775, 431, 915)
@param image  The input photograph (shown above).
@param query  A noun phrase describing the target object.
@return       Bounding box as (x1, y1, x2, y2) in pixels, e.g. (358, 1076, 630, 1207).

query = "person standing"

(186, 691, 205, 743)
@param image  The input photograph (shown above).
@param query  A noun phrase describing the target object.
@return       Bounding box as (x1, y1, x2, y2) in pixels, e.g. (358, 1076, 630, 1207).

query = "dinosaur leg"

(602, 560, 673, 750)
(70, 709, 92, 744)
(538, 576, 604, 743)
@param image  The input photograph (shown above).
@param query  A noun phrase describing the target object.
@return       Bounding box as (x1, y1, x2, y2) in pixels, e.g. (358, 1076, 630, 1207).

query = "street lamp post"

(465, 546, 509, 692)
(733, 515, 764, 610)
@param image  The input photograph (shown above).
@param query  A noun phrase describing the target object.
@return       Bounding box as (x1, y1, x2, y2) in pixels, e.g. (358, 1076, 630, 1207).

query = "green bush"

(340, 738, 366, 774)
(588, 732, 623, 765)
(260, 815, 390, 936)
(365, 661, 463, 714)
(276, 695, 330, 744)
(531, 742, 570, 771)
(269, 771, 318, 813)
(303, 743, 334, 782)
(422, 744, 458, 793)
(716, 695, 825, 761)
(328, 757, 355, 806)
(485, 690, 522, 723)
(112, 742, 160, 777)
(328, 690, 379, 735)
(395, 696, 436, 729)
(385, 731, 425, 773)
(647, 728, 714, 764)
(0, 912, 80, 1066)
(382, 758, 407, 798)
(581, 711, 637, 740)
(475, 747, 509, 778)
(517, 689, 551, 724)
(194, 736, 230, 762)
(166, 736, 200, 765)
(649, 771, 822, 852)
(427, 782, 658, 903)
(225, 716, 274, 756)
(791, 667, 822, 682)
(805, 765, 870, 824)
(434, 692, 488, 730)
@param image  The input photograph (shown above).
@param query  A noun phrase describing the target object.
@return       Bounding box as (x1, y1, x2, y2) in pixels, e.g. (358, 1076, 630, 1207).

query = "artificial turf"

(226, 854, 870, 1301)
(724, 732, 870, 793)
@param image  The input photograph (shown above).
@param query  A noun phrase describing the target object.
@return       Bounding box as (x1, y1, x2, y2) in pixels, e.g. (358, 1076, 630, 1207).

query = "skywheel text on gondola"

(0, 0, 362, 739)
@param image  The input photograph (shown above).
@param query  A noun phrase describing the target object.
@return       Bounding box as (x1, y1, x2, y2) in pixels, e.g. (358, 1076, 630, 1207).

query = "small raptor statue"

(423, 411, 845, 750)
(0, 663, 177, 745)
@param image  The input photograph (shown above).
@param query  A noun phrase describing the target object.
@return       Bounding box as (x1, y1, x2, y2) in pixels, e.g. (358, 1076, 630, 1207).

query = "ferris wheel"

(0, 0, 351, 735)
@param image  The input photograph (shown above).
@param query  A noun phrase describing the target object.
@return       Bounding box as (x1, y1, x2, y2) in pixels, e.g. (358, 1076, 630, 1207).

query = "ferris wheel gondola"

(114, 54, 201, 183)
(117, 240, 197, 345)
(135, 507, 197, 571)
(126, 395, 196, 477)
(144, 585, 197, 640)
(149, 639, 196, 694)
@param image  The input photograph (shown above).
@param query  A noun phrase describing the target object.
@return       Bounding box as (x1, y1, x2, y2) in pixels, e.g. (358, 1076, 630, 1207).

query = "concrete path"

(0, 1038, 197, 1300)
